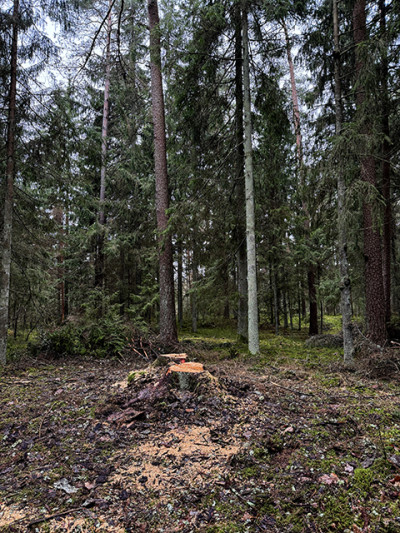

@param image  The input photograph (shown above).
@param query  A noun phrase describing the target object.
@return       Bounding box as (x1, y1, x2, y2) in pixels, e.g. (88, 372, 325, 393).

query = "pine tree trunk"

(234, 2, 248, 339)
(148, 0, 177, 345)
(333, 0, 354, 365)
(0, 0, 19, 365)
(353, 0, 386, 345)
(96, 2, 112, 290)
(379, 0, 391, 324)
(242, 7, 259, 354)
(281, 19, 318, 336)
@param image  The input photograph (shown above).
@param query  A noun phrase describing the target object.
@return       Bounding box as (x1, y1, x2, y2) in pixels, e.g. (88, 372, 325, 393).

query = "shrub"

(37, 292, 129, 358)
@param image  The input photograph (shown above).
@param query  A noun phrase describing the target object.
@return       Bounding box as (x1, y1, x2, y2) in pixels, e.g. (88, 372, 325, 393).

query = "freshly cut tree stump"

(156, 353, 188, 367)
(167, 362, 204, 390)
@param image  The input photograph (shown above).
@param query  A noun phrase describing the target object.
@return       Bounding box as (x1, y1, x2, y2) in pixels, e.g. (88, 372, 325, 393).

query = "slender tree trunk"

(379, 0, 391, 324)
(96, 1, 112, 290)
(333, 0, 354, 364)
(298, 285, 302, 331)
(234, 2, 248, 339)
(54, 207, 65, 324)
(283, 287, 288, 329)
(177, 239, 183, 329)
(288, 293, 293, 330)
(281, 19, 318, 336)
(353, 0, 386, 345)
(191, 249, 198, 333)
(64, 213, 69, 318)
(148, 0, 177, 344)
(242, 7, 259, 354)
(0, 0, 19, 365)
(273, 269, 279, 335)
(223, 260, 230, 319)
(13, 299, 18, 339)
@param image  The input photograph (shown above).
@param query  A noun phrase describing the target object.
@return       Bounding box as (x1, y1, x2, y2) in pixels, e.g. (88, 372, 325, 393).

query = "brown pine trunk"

(379, 0, 391, 324)
(281, 19, 318, 336)
(353, 0, 386, 345)
(0, 0, 19, 365)
(147, 0, 177, 345)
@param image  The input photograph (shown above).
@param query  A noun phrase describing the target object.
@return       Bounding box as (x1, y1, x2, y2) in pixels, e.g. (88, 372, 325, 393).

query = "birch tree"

(242, 5, 259, 355)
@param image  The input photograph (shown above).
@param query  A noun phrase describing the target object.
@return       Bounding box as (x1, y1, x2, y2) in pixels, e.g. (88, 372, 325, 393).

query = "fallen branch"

(8, 507, 84, 529)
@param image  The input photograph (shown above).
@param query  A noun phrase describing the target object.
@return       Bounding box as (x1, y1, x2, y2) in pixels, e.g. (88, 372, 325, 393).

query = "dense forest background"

(1, 0, 400, 364)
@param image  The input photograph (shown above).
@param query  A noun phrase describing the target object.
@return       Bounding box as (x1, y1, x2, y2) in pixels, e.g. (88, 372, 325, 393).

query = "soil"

(1, 350, 400, 532)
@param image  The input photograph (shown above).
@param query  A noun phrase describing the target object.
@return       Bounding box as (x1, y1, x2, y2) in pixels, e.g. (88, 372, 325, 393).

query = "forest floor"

(2, 321, 400, 532)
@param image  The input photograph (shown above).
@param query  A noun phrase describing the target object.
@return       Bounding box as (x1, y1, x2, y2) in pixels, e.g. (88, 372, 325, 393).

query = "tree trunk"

(177, 239, 183, 328)
(379, 0, 391, 324)
(53, 207, 65, 324)
(308, 267, 318, 335)
(191, 250, 198, 333)
(234, 2, 248, 339)
(242, 7, 259, 354)
(353, 0, 386, 345)
(0, 0, 19, 365)
(281, 19, 318, 336)
(147, 0, 177, 345)
(96, 1, 112, 290)
(283, 287, 288, 329)
(298, 287, 302, 331)
(273, 269, 279, 335)
(333, 0, 354, 364)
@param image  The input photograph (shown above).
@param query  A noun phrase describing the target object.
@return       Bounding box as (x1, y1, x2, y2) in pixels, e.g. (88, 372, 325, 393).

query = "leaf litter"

(1, 350, 400, 531)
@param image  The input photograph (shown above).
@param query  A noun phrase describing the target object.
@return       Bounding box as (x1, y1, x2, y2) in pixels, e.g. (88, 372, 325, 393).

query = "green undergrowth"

(180, 316, 344, 369)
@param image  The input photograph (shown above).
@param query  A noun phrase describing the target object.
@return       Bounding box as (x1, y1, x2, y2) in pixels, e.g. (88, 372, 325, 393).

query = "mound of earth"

(305, 333, 343, 348)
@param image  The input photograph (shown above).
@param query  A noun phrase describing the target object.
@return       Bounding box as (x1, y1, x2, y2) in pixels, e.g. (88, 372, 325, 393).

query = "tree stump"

(167, 362, 204, 390)
(155, 353, 188, 367)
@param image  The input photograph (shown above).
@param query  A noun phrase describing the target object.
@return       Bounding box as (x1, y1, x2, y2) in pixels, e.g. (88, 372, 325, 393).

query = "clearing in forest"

(1, 325, 400, 532)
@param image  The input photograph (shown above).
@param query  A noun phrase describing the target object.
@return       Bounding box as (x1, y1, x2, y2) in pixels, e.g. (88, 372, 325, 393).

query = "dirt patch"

(2, 352, 400, 531)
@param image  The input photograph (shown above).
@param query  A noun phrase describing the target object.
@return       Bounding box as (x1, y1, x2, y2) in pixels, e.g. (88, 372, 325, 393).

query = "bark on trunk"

(242, 7, 259, 354)
(281, 19, 318, 336)
(234, 2, 248, 339)
(333, 0, 354, 365)
(353, 0, 386, 345)
(148, 0, 177, 345)
(177, 239, 183, 328)
(0, 0, 19, 365)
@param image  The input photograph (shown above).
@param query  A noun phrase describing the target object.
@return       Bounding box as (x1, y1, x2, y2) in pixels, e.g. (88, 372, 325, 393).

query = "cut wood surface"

(167, 362, 204, 374)
(157, 353, 188, 366)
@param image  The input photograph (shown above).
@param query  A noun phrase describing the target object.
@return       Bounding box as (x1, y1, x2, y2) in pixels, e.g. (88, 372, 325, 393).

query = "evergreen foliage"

(1, 0, 399, 361)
